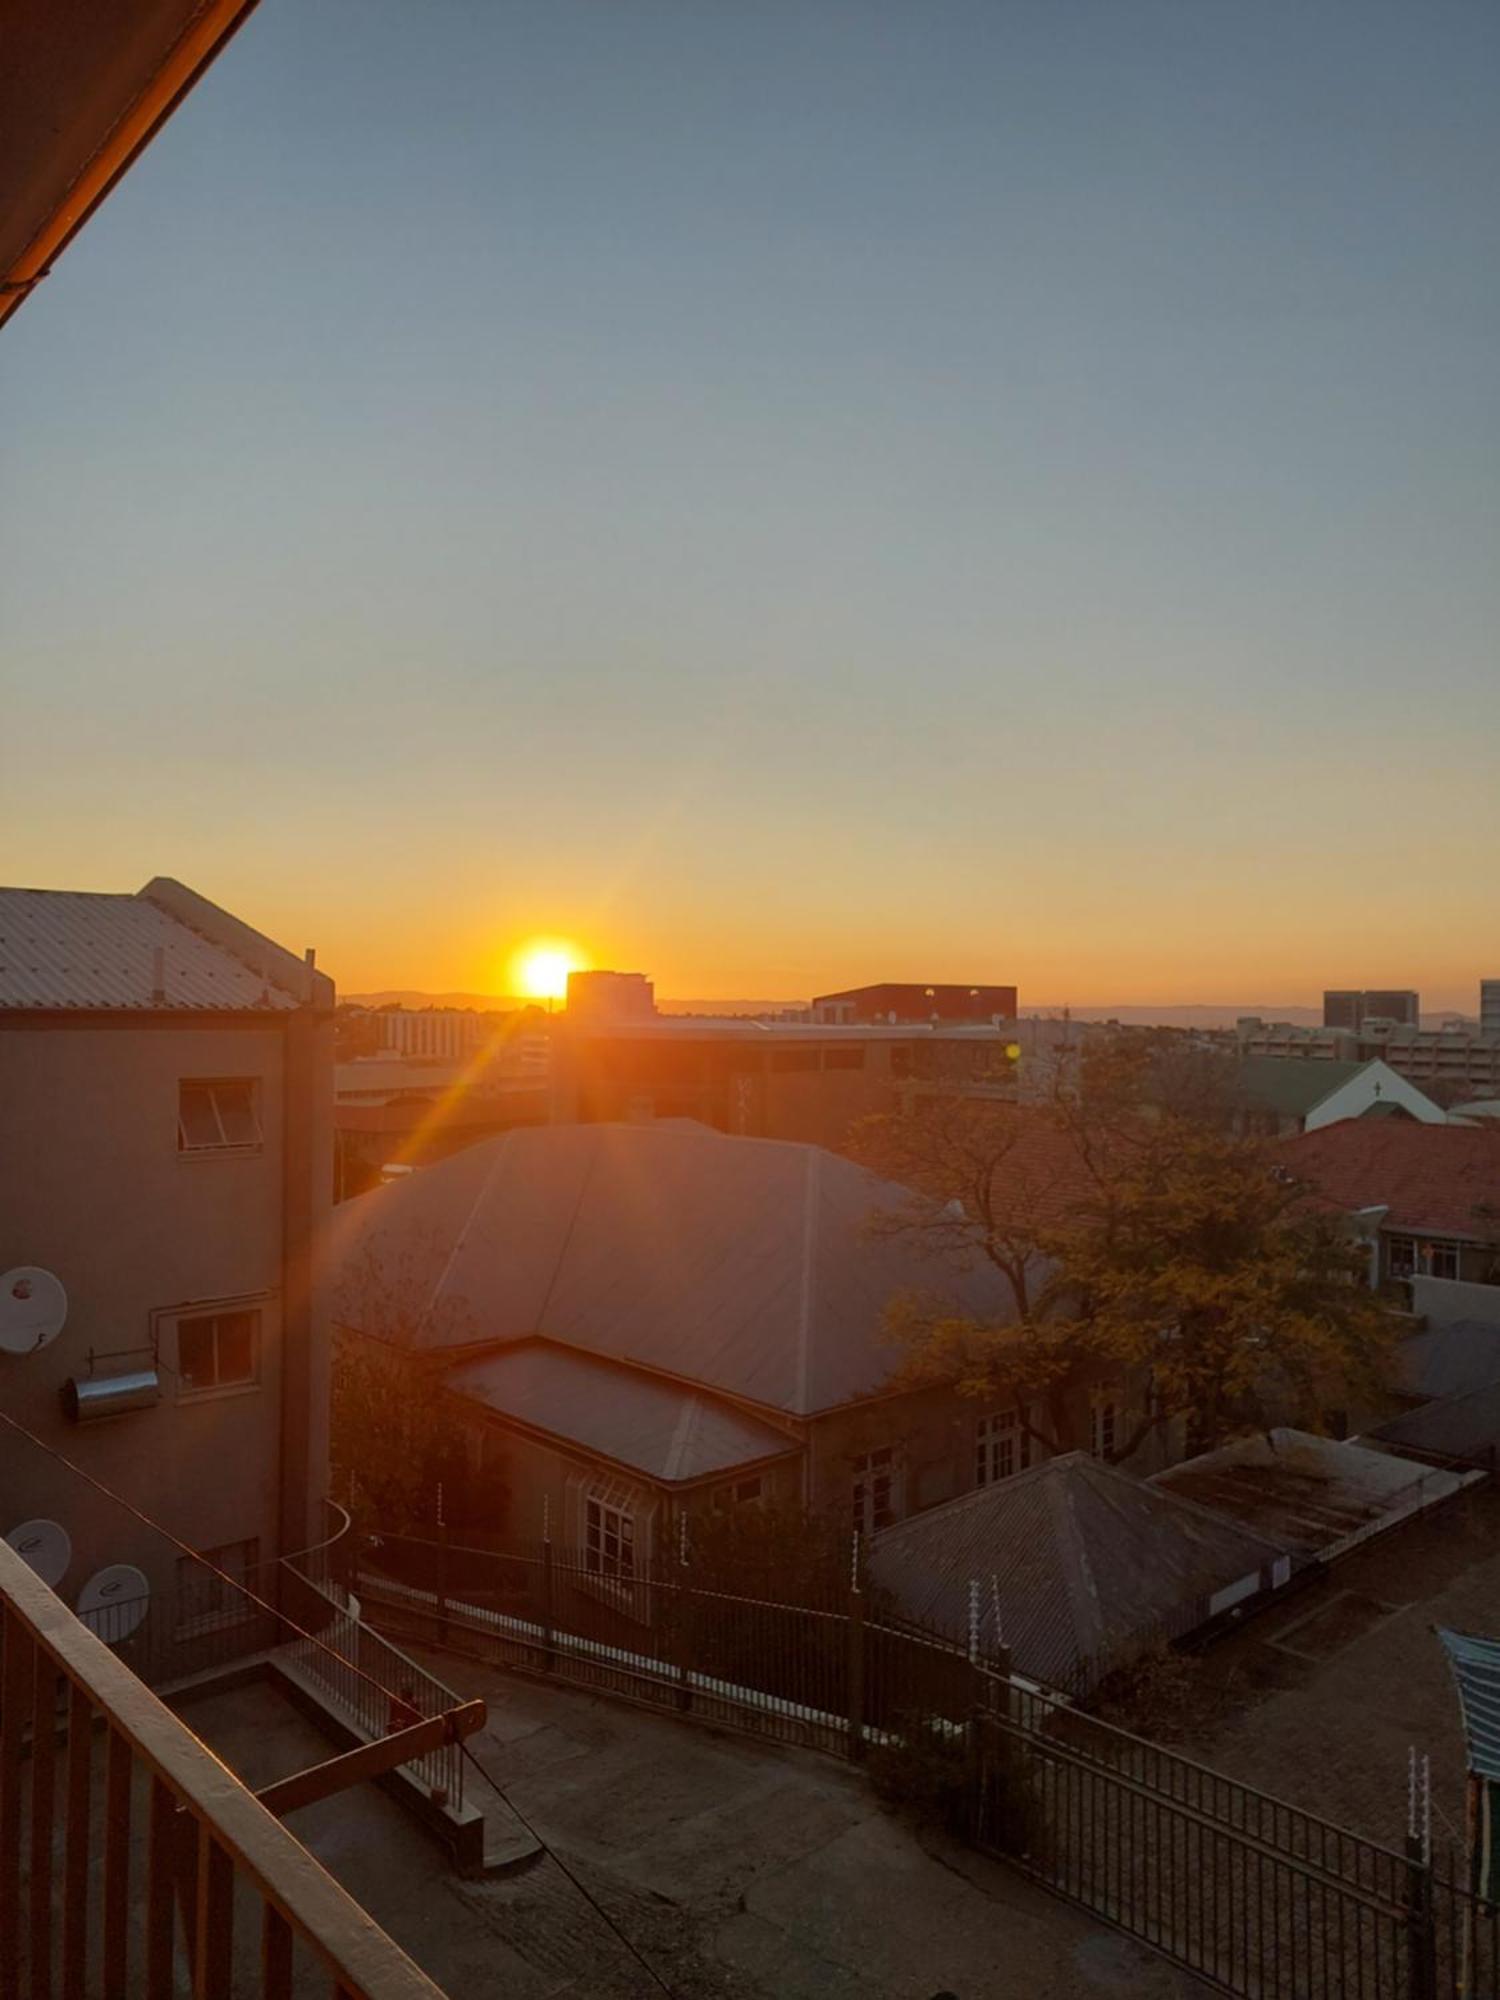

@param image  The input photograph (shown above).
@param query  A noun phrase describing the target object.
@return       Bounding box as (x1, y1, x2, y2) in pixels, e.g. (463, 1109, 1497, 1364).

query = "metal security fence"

(354, 1523, 1497, 2000)
(353, 1528, 973, 1758)
(973, 1680, 1500, 2000)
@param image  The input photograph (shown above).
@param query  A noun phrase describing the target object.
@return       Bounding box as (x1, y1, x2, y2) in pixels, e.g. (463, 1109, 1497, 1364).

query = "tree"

(330, 1228, 507, 1534)
(853, 1040, 1398, 1462)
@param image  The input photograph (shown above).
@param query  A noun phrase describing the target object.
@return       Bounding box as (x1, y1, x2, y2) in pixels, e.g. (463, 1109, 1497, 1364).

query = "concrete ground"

(183, 1651, 1208, 1999)
(1182, 1484, 1500, 1860)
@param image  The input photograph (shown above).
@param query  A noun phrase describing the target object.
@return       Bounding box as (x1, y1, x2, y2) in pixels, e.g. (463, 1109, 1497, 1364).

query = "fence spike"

(990, 1572, 1003, 1648)
(679, 1511, 689, 1567)
(850, 1531, 861, 1592)
(968, 1578, 981, 1664)
(542, 1494, 550, 1544)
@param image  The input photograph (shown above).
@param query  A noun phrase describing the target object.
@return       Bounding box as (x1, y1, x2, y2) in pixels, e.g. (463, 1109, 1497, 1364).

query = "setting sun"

(510, 939, 587, 1002)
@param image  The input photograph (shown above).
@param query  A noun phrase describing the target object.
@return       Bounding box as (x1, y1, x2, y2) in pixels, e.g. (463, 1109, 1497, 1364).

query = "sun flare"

(510, 939, 587, 1002)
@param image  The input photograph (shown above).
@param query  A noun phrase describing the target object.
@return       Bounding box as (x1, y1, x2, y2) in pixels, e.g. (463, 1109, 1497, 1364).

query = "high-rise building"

(1482, 981, 1500, 1040)
(1323, 989, 1419, 1029)
(565, 968, 657, 1022)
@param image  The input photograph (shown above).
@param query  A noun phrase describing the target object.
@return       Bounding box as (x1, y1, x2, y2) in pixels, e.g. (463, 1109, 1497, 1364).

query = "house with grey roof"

(0, 878, 335, 1654)
(866, 1452, 1291, 1694)
(332, 1119, 1125, 1601)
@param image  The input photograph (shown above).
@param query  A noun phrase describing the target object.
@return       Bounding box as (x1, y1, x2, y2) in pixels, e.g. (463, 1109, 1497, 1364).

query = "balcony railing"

(0, 1535, 448, 1999)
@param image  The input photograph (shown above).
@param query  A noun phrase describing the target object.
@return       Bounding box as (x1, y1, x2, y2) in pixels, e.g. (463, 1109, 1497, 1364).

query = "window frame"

(1090, 1399, 1118, 1461)
(976, 1409, 1030, 1487)
(851, 1445, 902, 1537)
(174, 1305, 262, 1401)
(584, 1494, 637, 1583)
(177, 1077, 262, 1156)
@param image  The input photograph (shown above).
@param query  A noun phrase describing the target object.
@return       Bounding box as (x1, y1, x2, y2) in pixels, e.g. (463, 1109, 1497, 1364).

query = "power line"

(3, 1410, 678, 1992)
(457, 1738, 678, 1999)
(0, 1409, 401, 1716)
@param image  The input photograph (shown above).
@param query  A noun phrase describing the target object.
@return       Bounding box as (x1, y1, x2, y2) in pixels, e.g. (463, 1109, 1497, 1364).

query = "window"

(822, 1047, 866, 1071)
(851, 1447, 901, 1537)
(1387, 1234, 1463, 1282)
(976, 1410, 1029, 1486)
(175, 1538, 258, 1636)
(714, 1475, 764, 1510)
(177, 1309, 259, 1395)
(770, 1046, 820, 1072)
(178, 1079, 260, 1151)
(1090, 1400, 1118, 1460)
(585, 1495, 636, 1581)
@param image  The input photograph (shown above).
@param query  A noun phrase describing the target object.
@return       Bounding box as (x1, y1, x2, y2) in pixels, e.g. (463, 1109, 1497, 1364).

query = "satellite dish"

(77, 1564, 150, 1640)
(5, 1518, 72, 1588)
(0, 1267, 68, 1355)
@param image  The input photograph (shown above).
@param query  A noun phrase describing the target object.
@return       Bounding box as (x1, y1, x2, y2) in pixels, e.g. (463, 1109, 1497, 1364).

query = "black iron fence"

(354, 1524, 1497, 2000)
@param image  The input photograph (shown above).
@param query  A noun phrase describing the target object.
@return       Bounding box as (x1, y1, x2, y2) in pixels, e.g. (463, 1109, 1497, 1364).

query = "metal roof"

(1150, 1428, 1470, 1559)
(1372, 1383, 1500, 1467)
(1235, 1057, 1372, 1118)
(1438, 1628, 1500, 1782)
(867, 1453, 1289, 1691)
(445, 1341, 799, 1484)
(1398, 1321, 1500, 1404)
(0, 884, 310, 1011)
(331, 1121, 1017, 1417)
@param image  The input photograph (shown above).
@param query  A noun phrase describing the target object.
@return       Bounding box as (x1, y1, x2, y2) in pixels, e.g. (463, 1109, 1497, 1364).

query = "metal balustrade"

(0, 1536, 448, 1999)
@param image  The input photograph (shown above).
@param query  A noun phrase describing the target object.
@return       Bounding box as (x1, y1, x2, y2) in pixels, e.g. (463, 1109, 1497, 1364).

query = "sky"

(2, 1, 1497, 1008)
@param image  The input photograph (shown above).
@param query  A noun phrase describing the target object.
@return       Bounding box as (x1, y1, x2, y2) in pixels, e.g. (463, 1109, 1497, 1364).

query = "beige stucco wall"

(0, 1018, 326, 1625)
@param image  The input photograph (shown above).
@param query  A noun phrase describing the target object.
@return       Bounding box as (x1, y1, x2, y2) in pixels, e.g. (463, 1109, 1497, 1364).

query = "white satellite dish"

(77, 1564, 150, 1640)
(5, 1518, 72, 1589)
(0, 1267, 68, 1356)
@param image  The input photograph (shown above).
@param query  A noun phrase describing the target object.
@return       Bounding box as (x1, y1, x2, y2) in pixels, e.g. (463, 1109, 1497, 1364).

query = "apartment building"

(1238, 1016, 1500, 1102)
(0, 879, 335, 1642)
(551, 1015, 1020, 1150)
(1323, 989, 1420, 1030)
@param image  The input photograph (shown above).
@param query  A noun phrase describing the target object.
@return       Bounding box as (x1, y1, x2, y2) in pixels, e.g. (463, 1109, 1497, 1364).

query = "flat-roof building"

(812, 981, 1018, 1025)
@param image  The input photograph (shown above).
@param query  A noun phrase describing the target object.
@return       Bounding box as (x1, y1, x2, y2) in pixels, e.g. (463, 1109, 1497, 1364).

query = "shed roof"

(866, 1453, 1288, 1692)
(1372, 1383, 1500, 1467)
(0, 881, 327, 1011)
(331, 1121, 1017, 1417)
(445, 1341, 798, 1485)
(1150, 1428, 1469, 1559)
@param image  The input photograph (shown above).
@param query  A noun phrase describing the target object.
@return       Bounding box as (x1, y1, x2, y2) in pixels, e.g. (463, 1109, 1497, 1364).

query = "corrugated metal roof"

(867, 1453, 1288, 1691)
(1373, 1383, 1500, 1466)
(445, 1341, 799, 1483)
(331, 1121, 1017, 1416)
(1399, 1322, 1500, 1403)
(1151, 1428, 1468, 1557)
(1438, 1629, 1500, 1782)
(0, 886, 296, 1011)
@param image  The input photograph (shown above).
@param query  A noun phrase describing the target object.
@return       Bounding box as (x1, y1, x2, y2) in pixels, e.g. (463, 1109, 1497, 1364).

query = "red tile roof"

(1277, 1123, 1500, 1239)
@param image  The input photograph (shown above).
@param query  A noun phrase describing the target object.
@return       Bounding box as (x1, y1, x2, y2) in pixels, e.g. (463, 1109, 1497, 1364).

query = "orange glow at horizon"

(509, 939, 588, 1001)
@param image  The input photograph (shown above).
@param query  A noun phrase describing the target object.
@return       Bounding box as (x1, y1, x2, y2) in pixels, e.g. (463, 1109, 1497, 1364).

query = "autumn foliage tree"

(853, 1039, 1398, 1461)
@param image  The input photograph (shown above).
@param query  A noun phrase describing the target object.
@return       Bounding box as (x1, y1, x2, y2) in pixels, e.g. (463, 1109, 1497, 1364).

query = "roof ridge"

(1051, 1472, 1105, 1663)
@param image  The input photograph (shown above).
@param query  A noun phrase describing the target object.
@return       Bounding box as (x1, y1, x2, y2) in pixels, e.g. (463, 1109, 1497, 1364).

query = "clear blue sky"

(3, 0, 1496, 1004)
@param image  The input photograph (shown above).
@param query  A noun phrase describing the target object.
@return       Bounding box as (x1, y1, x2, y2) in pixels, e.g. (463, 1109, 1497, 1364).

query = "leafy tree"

(854, 1039, 1398, 1462)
